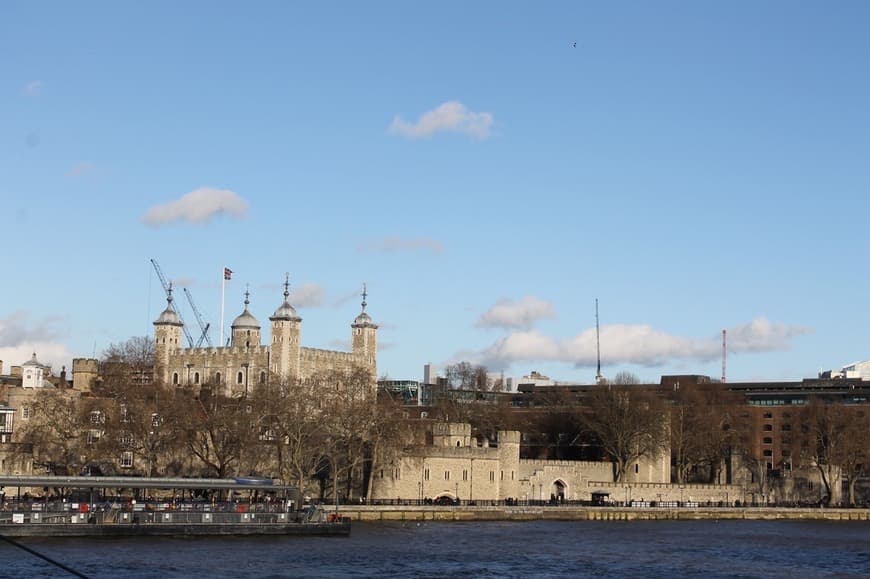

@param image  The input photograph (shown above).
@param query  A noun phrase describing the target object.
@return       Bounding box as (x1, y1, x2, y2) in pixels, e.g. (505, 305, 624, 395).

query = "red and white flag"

(224, 267, 233, 280)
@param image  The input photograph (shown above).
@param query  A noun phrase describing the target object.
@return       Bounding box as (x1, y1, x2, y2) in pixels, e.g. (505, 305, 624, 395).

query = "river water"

(3, 520, 869, 578)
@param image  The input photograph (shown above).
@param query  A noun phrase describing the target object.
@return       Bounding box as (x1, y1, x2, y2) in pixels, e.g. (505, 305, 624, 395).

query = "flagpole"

(220, 266, 226, 348)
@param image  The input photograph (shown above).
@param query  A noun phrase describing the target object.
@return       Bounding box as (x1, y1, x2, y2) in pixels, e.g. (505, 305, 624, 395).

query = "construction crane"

(183, 287, 212, 347)
(150, 258, 195, 348)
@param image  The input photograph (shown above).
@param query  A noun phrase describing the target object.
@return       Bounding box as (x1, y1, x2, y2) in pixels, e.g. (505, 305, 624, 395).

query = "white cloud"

(0, 311, 73, 373)
(66, 162, 95, 177)
(476, 296, 557, 330)
(474, 317, 811, 370)
(290, 284, 326, 308)
(726, 317, 812, 353)
(0, 343, 75, 375)
(142, 187, 249, 226)
(357, 236, 444, 254)
(389, 101, 494, 139)
(22, 81, 42, 97)
(0, 311, 64, 346)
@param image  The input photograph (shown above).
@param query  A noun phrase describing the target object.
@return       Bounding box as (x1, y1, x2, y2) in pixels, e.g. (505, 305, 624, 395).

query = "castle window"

(260, 371, 266, 384)
(456, 440, 461, 447)
(246, 341, 250, 347)
(172, 373, 179, 385)
(444, 471, 450, 481)
(500, 471, 504, 481)
(237, 372, 244, 385)
(489, 471, 494, 482)
(194, 372, 200, 384)
(424, 468, 430, 481)
(635, 464, 639, 474)
(215, 372, 222, 384)
(120, 451, 133, 469)
(463, 470, 468, 481)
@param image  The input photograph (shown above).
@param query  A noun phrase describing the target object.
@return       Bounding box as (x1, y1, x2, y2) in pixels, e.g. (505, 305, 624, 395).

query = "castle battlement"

(152, 279, 377, 394)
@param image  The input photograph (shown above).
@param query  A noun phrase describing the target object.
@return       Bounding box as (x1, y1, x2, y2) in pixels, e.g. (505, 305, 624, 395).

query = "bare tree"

(669, 382, 739, 484)
(178, 391, 252, 478)
(445, 361, 490, 391)
(16, 389, 90, 474)
(97, 382, 182, 476)
(582, 385, 668, 482)
(100, 336, 155, 390)
(795, 398, 870, 505)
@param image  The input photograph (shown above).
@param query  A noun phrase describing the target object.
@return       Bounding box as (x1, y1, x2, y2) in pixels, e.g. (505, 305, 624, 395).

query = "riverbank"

(332, 505, 870, 522)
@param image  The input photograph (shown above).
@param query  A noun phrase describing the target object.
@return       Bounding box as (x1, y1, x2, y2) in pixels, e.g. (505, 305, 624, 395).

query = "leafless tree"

(17, 389, 91, 474)
(795, 398, 870, 505)
(445, 361, 490, 391)
(582, 385, 668, 482)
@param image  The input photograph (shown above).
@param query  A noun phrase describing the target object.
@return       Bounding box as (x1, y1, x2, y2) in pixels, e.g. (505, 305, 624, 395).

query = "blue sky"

(3, 1, 869, 385)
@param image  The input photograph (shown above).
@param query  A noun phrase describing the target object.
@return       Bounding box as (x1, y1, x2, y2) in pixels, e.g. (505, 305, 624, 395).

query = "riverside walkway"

(331, 504, 870, 522)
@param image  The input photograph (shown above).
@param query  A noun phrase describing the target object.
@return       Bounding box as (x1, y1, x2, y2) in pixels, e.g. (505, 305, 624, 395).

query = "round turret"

(154, 286, 183, 327)
(270, 276, 301, 322)
(232, 291, 261, 330)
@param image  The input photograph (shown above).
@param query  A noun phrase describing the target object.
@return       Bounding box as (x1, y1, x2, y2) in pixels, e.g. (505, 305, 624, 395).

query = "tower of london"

(152, 278, 377, 395)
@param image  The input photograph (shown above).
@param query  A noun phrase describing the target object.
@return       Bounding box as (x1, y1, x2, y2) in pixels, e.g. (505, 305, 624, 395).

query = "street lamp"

(418, 482, 422, 504)
(680, 486, 684, 506)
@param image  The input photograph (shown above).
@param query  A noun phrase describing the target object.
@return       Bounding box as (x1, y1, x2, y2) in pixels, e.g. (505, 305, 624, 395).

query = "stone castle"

(152, 278, 378, 395)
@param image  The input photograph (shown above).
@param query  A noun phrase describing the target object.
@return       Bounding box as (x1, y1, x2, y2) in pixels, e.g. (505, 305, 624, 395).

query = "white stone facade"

(370, 423, 674, 503)
(153, 283, 377, 394)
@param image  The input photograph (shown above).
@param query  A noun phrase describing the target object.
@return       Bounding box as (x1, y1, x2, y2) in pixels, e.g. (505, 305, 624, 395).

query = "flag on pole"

(224, 267, 233, 280)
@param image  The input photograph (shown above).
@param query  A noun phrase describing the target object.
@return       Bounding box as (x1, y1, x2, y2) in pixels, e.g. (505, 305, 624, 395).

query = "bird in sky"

(572, 41, 577, 48)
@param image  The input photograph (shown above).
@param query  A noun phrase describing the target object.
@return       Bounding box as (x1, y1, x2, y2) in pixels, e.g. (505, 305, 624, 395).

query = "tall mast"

(595, 298, 603, 384)
(721, 329, 727, 383)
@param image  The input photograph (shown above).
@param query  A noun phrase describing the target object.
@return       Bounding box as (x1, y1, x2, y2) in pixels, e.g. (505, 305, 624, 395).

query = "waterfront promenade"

(332, 504, 870, 522)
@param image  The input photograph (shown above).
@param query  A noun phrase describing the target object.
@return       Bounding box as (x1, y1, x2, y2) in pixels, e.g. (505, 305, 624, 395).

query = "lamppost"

(680, 486, 684, 506)
(455, 482, 459, 504)
(418, 482, 422, 505)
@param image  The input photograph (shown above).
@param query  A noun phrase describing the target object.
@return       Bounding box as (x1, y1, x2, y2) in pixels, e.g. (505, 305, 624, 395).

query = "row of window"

(170, 370, 268, 386)
(419, 468, 514, 482)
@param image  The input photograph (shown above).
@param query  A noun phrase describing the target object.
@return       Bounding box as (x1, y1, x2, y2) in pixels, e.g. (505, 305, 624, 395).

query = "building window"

(260, 371, 266, 384)
(500, 471, 504, 481)
(237, 372, 244, 385)
(21, 407, 29, 420)
(194, 372, 200, 384)
(445, 471, 450, 480)
(87, 430, 101, 445)
(215, 372, 222, 384)
(763, 449, 773, 457)
(489, 471, 495, 482)
(763, 424, 773, 431)
(120, 434, 134, 447)
(463, 470, 468, 481)
(90, 411, 105, 424)
(424, 468, 429, 481)
(172, 373, 179, 385)
(763, 412, 773, 419)
(763, 437, 773, 444)
(120, 451, 133, 469)
(635, 464, 639, 474)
